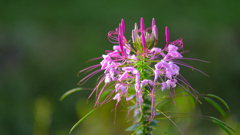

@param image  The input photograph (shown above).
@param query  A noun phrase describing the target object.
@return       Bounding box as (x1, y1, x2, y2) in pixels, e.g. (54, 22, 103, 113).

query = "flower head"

(79, 18, 207, 122)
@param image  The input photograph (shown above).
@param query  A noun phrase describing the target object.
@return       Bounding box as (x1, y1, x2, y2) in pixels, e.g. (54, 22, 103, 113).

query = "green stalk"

(140, 58, 152, 135)
(139, 58, 146, 135)
(141, 93, 146, 135)
(140, 89, 153, 135)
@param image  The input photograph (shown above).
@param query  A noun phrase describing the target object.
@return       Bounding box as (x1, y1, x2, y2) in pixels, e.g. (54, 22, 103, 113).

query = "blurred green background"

(1, 0, 240, 135)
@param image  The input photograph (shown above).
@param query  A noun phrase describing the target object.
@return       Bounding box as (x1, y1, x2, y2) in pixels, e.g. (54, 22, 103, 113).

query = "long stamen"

(173, 61, 209, 77)
(78, 69, 103, 85)
(78, 64, 101, 76)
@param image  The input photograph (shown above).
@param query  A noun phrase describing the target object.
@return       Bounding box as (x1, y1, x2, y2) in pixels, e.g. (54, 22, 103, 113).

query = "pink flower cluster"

(78, 17, 204, 120)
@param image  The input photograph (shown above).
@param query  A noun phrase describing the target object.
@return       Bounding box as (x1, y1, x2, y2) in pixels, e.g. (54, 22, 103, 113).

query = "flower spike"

(75, 18, 209, 135)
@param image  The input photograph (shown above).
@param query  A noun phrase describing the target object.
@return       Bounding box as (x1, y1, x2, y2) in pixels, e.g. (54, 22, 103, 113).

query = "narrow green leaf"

(69, 109, 96, 134)
(135, 129, 143, 134)
(155, 98, 169, 108)
(212, 120, 231, 135)
(99, 90, 111, 102)
(149, 121, 158, 127)
(126, 117, 134, 122)
(60, 87, 83, 101)
(210, 117, 236, 133)
(204, 97, 227, 119)
(127, 105, 136, 111)
(125, 123, 142, 131)
(206, 94, 230, 111)
(155, 112, 161, 116)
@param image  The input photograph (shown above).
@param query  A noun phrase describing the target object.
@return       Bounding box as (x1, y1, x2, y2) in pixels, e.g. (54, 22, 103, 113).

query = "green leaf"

(136, 56, 142, 60)
(155, 98, 169, 108)
(99, 90, 111, 102)
(206, 94, 230, 111)
(69, 109, 96, 134)
(210, 117, 236, 133)
(149, 120, 158, 127)
(127, 105, 136, 111)
(135, 129, 143, 134)
(125, 123, 142, 131)
(134, 61, 141, 67)
(212, 120, 231, 135)
(143, 72, 149, 79)
(155, 112, 161, 116)
(204, 97, 227, 119)
(60, 87, 83, 101)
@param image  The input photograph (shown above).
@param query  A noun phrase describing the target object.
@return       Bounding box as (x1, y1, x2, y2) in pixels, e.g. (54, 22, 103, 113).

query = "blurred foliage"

(0, 0, 240, 134)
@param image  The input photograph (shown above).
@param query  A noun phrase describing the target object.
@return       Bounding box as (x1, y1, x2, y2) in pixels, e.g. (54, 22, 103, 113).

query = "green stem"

(140, 58, 146, 135)
(140, 58, 152, 135)
(141, 94, 146, 135)
(141, 89, 153, 135)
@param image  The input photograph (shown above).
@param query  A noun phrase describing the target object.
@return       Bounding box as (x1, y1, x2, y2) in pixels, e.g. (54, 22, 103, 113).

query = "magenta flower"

(77, 18, 208, 133)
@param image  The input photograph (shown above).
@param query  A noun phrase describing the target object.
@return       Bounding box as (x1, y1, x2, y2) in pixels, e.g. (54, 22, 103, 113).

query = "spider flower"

(78, 17, 207, 122)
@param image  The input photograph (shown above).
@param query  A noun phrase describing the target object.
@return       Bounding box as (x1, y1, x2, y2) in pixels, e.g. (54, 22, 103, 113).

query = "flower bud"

(153, 25, 158, 40)
(164, 26, 170, 50)
(141, 32, 146, 53)
(121, 19, 125, 35)
(152, 18, 155, 28)
(118, 34, 125, 57)
(119, 24, 123, 36)
(134, 23, 138, 32)
(140, 17, 145, 32)
(165, 26, 170, 44)
(132, 30, 136, 43)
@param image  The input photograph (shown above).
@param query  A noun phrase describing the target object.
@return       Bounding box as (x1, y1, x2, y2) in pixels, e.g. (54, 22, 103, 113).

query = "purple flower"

(78, 17, 207, 122)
